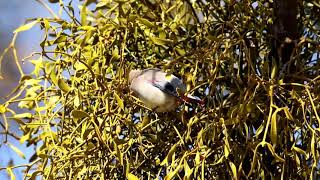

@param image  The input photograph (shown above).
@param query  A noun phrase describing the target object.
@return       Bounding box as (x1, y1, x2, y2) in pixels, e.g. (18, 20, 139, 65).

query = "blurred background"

(0, 1, 59, 178)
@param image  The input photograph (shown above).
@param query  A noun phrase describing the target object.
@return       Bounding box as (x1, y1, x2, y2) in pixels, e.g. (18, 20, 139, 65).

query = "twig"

(35, 0, 60, 19)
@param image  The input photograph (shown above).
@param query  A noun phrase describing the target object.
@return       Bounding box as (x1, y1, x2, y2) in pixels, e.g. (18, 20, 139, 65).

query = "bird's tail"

(181, 94, 205, 106)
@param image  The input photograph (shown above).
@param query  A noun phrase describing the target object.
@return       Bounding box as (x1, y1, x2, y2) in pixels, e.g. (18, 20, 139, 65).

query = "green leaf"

(164, 162, 182, 180)
(25, 121, 47, 128)
(78, 26, 95, 31)
(45, 62, 55, 74)
(164, 171, 177, 180)
(24, 79, 41, 86)
(50, 70, 58, 86)
(0, 104, 6, 114)
(58, 79, 71, 93)
(112, 140, 123, 165)
(292, 146, 307, 156)
(161, 143, 177, 166)
(6, 167, 15, 180)
(114, 92, 124, 110)
(127, 173, 139, 180)
(270, 109, 278, 145)
(213, 156, 225, 166)
(111, 47, 120, 60)
(266, 143, 285, 162)
(283, 107, 293, 121)
(149, 36, 172, 46)
(96, 1, 108, 9)
(74, 94, 80, 107)
(195, 151, 201, 165)
(8, 143, 26, 159)
(175, 47, 186, 56)
(184, 159, 193, 178)
(74, 62, 88, 71)
(311, 132, 316, 160)
(53, 35, 67, 44)
(20, 133, 31, 144)
(137, 18, 154, 28)
(224, 144, 230, 158)
(271, 59, 277, 79)
(14, 20, 38, 33)
(71, 110, 90, 119)
(81, 4, 87, 25)
(30, 170, 42, 180)
(229, 162, 237, 179)
(255, 123, 264, 137)
(30, 58, 44, 77)
(13, 113, 33, 119)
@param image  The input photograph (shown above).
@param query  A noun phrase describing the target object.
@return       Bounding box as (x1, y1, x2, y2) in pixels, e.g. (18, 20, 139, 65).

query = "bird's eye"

(164, 83, 175, 92)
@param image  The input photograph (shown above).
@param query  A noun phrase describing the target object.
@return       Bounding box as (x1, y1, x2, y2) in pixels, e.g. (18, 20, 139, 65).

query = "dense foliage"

(0, 0, 320, 179)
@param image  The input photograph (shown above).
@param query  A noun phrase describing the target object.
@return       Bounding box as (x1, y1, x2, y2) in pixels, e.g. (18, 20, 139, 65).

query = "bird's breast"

(130, 78, 178, 112)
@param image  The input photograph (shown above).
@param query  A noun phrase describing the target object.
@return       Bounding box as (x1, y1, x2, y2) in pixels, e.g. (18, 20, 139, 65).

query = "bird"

(129, 68, 204, 112)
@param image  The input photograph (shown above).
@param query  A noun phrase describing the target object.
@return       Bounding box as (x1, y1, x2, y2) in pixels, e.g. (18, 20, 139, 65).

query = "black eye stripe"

(152, 83, 179, 98)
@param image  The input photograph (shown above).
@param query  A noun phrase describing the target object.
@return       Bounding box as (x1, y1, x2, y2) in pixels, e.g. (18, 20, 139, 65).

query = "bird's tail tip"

(182, 94, 205, 106)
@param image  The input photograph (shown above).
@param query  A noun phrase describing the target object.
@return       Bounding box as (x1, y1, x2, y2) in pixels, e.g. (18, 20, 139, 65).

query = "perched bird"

(129, 68, 204, 112)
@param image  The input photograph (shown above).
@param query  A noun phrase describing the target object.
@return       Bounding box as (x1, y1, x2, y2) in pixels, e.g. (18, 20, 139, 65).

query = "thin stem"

(35, 0, 60, 19)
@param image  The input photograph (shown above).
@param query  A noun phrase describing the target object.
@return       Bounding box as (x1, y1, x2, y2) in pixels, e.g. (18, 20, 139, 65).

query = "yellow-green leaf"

(112, 140, 123, 165)
(30, 57, 44, 76)
(13, 113, 32, 119)
(114, 92, 124, 110)
(71, 110, 90, 119)
(213, 156, 225, 166)
(266, 143, 285, 162)
(283, 107, 293, 121)
(58, 79, 71, 93)
(25, 121, 47, 128)
(14, 21, 38, 33)
(175, 47, 186, 56)
(74, 95, 80, 107)
(270, 109, 278, 145)
(184, 159, 193, 178)
(224, 144, 230, 158)
(74, 62, 88, 71)
(127, 173, 139, 180)
(30, 170, 42, 180)
(271, 59, 277, 79)
(150, 36, 172, 46)
(255, 123, 264, 137)
(137, 115, 150, 130)
(137, 18, 154, 28)
(78, 25, 95, 31)
(20, 133, 30, 144)
(50, 70, 58, 86)
(6, 167, 15, 180)
(161, 143, 177, 166)
(8, 144, 26, 159)
(292, 146, 307, 156)
(195, 151, 201, 165)
(165, 171, 177, 180)
(0, 104, 6, 114)
(80, 4, 87, 25)
(165, 163, 182, 180)
(311, 132, 316, 160)
(45, 62, 55, 74)
(229, 162, 237, 179)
